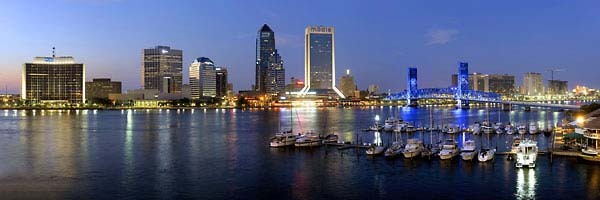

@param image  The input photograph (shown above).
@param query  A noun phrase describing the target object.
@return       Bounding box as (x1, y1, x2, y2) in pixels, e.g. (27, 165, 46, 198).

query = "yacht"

(294, 133, 322, 147)
(384, 141, 403, 157)
(471, 123, 481, 135)
(366, 145, 385, 155)
(528, 123, 539, 134)
(481, 121, 494, 134)
(478, 148, 496, 162)
(438, 139, 460, 160)
(517, 124, 528, 135)
(383, 117, 399, 132)
(460, 140, 477, 161)
(322, 133, 339, 144)
(269, 131, 297, 147)
(582, 146, 599, 156)
(402, 139, 424, 158)
(515, 139, 538, 168)
(505, 124, 516, 135)
(494, 122, 505, 134)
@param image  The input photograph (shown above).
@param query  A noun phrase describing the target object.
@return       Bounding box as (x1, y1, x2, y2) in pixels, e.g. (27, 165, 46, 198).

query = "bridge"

(385, 64, 583, 109)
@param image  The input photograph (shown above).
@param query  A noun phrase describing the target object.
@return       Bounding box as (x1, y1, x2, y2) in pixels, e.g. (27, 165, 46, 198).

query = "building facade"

(86, 78, 122, 100)
(142, 46, 182, 94)
(22, 56, 85, 103)
(299, 26, 344, 98)
(215, 67, 228, 98)
(189, 57, 216, 99)
(522, 72, 544, 96)
(256, 24, 285, 96)
(488, 74, 515, 95)
(548, 80, 568, 95)
(340, 69, 357, 98)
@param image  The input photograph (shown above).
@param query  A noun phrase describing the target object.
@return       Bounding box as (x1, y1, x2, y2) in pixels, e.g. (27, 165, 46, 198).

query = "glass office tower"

(299, 26, 344, 98)
(22, 56, 85, 103)
(142, 46, 182, 94)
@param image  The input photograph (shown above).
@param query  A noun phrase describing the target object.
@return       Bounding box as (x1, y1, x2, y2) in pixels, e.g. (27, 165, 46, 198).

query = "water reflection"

(516, 169, 537, 199)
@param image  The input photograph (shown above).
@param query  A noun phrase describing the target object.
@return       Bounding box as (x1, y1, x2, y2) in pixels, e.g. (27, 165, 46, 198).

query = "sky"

(1, 0, 599, 94)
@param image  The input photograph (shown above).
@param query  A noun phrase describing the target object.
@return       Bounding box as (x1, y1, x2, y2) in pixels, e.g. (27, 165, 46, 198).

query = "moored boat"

(460, 140, 477, 161)
(402, 139, 424, 158)
(438, 139, 460, 160)
(515, 139, 538, 168)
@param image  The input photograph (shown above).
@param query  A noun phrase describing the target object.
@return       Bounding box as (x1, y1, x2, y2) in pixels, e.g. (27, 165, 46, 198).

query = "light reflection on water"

(516, 169, 536, 199)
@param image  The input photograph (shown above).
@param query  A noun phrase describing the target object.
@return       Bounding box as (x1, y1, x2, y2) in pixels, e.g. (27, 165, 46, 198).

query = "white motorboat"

(517, 124, 528, 135)
(446, 124, 460, 134)
(366, 145, 385, 155)
(478, 148, 496, 162)
(383, 117, 399, 132)
(494, 122, 505, 134)
(323, 133, 339, 144)
(582, 146, 599, 156)
(471, 123, 481, 135)
(528, 123, 539, 134)
(505, 124, 516, 135)
(460, 140, 477, 161)
(294, 133, 322, 147)
(384, 141, 403, 157)
(402, 139, 424, 158)
(269, 131, 297, 147)
(438, 139, 460, 160)
(515, 139, 538, 168)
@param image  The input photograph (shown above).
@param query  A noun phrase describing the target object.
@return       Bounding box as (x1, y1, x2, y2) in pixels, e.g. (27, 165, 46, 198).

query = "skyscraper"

(522, 72, 544, 96)
(189, 57, 216, 98)
(142, 46, 182, 94)
(22, 56, 85, 103)
(299, 26, 344, 98)
(548, 80, 568, 95)
(340, 69, 357, 98)
(215, 67, 228, 98)
(256, 24, 286, 95)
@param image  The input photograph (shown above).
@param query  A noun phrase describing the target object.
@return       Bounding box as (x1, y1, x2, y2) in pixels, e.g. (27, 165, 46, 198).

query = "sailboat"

(478, 129, 496, 162)
(366, 131, 385, 155)
(270, 108, 298, 147)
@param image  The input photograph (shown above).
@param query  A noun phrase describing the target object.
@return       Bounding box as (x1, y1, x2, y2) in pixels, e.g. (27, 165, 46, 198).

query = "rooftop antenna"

(546, 68, 565, 81)
(52, 47, 56, 58)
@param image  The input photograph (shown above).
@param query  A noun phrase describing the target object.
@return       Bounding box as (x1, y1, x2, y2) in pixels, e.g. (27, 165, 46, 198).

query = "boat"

(517, 124, 528, 135)
(471, 123, 481, 135)
(582, 146, 599, 156)
(505, 123, 516, 135)
(402, 139, 424, 158)
(366, 145, 385, 155)
(294, 132, 322, 147)
(528, 123, 539, 134)
(445, 124, 460, 134)
(460, 140, 477, 161)
(384, 141, 404, 157)
(438, 139, 460, 160)
(515, 139, 538, 168)
(478, 148, 496, 162)
(482, 125, 495, 134)
(383, 117, 399, 132)
(368, 123, 383, 131)
(404, 124, 417, 133)
(322, 133, 339, 144)
(269, 131, 298, 147)
(494, 122, 505, 134)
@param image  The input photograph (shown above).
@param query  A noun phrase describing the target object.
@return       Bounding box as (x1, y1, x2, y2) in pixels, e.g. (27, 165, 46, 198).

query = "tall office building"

(142, 46, 182, 94)
(86, 78, 122, 99)
(548, 80, 568, 95)
(522, 72, 544, 96)
(266, 50, 285, 96)
(256, 24, 285, 95)
(340, 69, 357, 98)
(189, 57, 216, 98)
(488, 74, 515, 95)
(215, 67, 228, 98)
(298, 26, 344, 98)
(22, 56, 85, 103)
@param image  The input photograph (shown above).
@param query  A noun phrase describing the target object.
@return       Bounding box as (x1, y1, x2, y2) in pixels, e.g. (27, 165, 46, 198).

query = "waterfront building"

(298, 26, 345, 98)
(451, 73, 488, 91)
(142, 46, 183, 94)
(488, 74, 516, 95)
(285, 77, 305, 93)
(256, 24, 285, 96)
(340, 69, 357, 98)
(22, 56, 85, 103)
(368, 84, 380, 95)
(216, 67, 228, 98)
(85, 78, 122, 100)
(548, 80, 568, 95)
(522, 72, 544, 96)
(189, 57, 216, 98)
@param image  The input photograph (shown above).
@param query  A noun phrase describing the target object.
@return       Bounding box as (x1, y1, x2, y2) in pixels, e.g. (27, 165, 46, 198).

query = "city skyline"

(2, 1, 600, 94)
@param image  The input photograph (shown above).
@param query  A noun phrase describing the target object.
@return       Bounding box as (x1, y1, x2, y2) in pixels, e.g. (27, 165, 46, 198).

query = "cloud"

(426, 29, 459, 45)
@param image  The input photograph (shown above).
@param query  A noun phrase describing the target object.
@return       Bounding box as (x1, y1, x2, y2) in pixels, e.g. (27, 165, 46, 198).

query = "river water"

(0, 107, 598, 199)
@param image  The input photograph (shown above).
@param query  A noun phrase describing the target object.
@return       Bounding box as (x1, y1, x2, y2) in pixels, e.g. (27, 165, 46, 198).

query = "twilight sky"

(1, 0, 599, 94)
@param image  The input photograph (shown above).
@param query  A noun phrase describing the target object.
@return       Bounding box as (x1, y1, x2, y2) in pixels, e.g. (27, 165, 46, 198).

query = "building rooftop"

(259, 24, 272, 32)
(30, 56, 77, 64)
(195, 57, 213, 64)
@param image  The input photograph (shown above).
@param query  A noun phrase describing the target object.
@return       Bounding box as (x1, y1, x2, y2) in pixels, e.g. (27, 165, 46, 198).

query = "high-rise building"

(86, 78, 122, 100)
(368, 85, 380, 95)
(299, 26, 344, 98)
(22, 56, 85, 103)
(266, 50, 285, 96)
(142, 46, 182, 94)
(340, 69, 357, 98)
(548, 80, 568, 95)
(189, 57, 216, 98)
(522, 72, 544, 96)
(488, 74, 515, 95)
(256, 24, 285, 95)
(215, 67, 228, 98)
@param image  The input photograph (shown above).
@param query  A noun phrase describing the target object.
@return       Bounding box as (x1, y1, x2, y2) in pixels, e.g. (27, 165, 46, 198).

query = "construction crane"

(546, 68, 565, 81)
